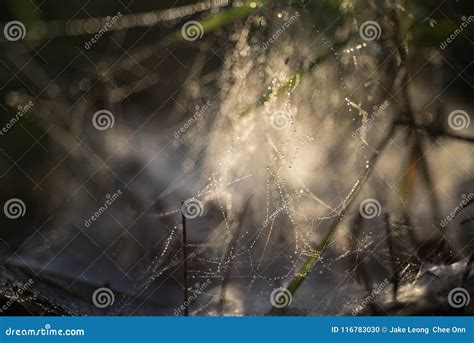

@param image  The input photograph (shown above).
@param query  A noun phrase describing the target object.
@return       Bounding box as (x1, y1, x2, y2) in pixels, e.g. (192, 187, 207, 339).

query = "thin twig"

(394, 120, 474, 143)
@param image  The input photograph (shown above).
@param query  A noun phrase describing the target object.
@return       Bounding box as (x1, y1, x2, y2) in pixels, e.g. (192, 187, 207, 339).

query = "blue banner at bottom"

(0, 317, 473, 343)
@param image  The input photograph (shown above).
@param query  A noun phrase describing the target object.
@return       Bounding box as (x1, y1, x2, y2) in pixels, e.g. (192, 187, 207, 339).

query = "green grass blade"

(271, 124, 396, 313)
(165, 1, 264, 44)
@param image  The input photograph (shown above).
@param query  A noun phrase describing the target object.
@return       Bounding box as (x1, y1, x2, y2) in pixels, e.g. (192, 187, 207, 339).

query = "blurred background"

(0, 0, 473, 316)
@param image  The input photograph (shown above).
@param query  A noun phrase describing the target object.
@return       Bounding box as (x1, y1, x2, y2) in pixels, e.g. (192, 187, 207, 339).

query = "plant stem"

(394, 121, 474, 143)
(271, 124, 396, 311)
(239, 36, 353, 118)
(165, 1, 265, 44)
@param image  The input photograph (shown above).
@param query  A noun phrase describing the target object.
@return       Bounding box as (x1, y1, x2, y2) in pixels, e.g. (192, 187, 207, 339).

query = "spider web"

(0, 1, 472, 317)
